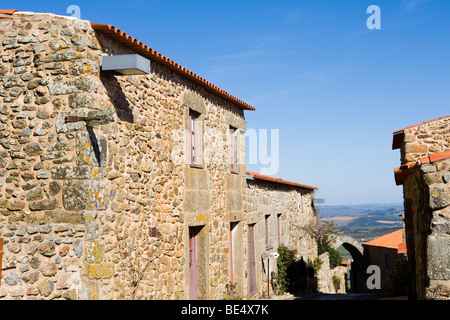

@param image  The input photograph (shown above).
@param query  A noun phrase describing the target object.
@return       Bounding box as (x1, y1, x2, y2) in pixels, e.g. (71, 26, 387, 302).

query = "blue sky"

(10, 0, 450, 205)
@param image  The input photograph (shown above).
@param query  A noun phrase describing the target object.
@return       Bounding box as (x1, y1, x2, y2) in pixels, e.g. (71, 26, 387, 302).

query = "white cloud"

(402, 0, 431, 11)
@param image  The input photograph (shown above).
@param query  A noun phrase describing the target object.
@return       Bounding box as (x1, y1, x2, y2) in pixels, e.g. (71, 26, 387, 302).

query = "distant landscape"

(317, 203, 404, 261)
(318, 202, 404, 243)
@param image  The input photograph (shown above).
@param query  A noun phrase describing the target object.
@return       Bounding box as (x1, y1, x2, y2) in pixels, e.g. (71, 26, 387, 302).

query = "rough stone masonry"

(394, 116, 450, 300)
(0, 10, 319, 300)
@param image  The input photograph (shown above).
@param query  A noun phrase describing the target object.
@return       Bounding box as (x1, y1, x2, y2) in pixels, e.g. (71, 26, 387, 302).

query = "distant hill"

(318, 203, 404, 218)
(317, 203, 404, 243)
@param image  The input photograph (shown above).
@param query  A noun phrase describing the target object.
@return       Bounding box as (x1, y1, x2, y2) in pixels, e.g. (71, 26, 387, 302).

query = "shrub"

(276, 245, 318, 294)
(318, 239, 342, 269)
(332, 275, 341, 293)
(383, 257, 410, 297)
(276, 245, 297, 293)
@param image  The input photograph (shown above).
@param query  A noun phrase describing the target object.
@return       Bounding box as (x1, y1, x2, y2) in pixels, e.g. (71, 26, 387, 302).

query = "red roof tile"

(246, 171, 317, 190)
(90, 23, 255, 111)
(0, 9, 18, 14)
(0, 9, 254, 111)
(394, 150, 450, 185)
(363, 229, 406, 253)
(397, 242, 407, 254)
(0, 9, 18, 18)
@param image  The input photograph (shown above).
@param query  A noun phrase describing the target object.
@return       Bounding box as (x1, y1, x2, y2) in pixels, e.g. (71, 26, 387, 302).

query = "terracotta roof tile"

(90, 23, 255, 111)
(246, 171, 317, 190)
(363, 229, 406, 253)
(394, 150, 450, 185)
(397, 242, 407, 254)
(0, 9, 254, 111)
(0, 9, 18, 18)
(0, 9, 19, 14)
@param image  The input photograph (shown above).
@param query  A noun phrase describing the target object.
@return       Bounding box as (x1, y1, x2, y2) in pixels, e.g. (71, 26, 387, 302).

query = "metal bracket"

(65, 110, 114, 126)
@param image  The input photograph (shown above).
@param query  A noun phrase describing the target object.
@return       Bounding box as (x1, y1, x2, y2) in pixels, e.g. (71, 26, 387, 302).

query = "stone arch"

(331, 236, 368, 293)
(332, 236, 364, 261)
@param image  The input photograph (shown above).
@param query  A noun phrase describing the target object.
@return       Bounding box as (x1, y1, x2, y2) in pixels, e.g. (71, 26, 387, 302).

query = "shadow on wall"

(100, 71, 134, 123)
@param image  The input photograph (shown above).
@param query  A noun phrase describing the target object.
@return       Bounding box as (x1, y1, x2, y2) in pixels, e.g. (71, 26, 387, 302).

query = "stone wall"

(0, 11, 250, 300)
(316, 252, 347, 294)
(363, 245, 405, 292)
(0, 12, 107, 300)
(244, 178, 317, 297)
(395, 116, 450, 300)
(399, 116, 450, 164)
(403, 157, 450, 300)
(0, 10, 319, 301)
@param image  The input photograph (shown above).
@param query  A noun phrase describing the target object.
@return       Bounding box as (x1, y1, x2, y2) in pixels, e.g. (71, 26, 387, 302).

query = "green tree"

(308, 207, 343, 269)
(318, 238, 343, 269)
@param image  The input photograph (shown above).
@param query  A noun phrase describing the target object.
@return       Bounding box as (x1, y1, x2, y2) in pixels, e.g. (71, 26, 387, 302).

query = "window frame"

(385, 253, 392, 270)
(229, 126, 238, 174)
(265, 215, 272, 250)
(189, 109, 202, 168)
(277, 213, 282, 246)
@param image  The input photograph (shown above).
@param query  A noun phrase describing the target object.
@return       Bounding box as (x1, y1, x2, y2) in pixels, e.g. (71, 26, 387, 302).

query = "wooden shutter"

(277, 214, 282, 245)
(189, 112, 196, 165)
(229, 128, 237, 172)
(195, 118, 202, 165)
(189, 110, 202, 166)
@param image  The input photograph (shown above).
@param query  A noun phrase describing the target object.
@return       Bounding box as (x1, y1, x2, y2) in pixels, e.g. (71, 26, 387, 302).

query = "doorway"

(248, 223, 257, 297)
(189, 226, 201, 300)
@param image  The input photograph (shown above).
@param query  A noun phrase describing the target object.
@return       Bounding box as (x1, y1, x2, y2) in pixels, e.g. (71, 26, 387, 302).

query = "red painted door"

(189, 227, 198, 300)
(230, 222, 238, 286)
(248, 224, 256, 297)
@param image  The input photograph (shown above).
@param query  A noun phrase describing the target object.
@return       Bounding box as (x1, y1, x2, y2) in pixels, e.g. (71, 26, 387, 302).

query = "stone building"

(393, 115, 450, 300)
(245, 171, 317, 297)
(0, 9, 318, 300)
(362, 229, 407, 292)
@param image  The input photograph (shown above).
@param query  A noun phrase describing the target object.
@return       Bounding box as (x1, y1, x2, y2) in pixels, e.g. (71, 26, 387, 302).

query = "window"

(189, 110, 202, 166)
(385, 254, 392, 270)
(229, 126, 238, 173)
(277, 214, 282, 245)
(265, 215, 271, 250)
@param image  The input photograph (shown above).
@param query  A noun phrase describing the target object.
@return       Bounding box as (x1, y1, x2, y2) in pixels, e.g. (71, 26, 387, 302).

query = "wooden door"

(230, 222, 239, 286)
(189, 227, 198, 300)
(248, 224, 256, 297)
(0, 238, 3, 282)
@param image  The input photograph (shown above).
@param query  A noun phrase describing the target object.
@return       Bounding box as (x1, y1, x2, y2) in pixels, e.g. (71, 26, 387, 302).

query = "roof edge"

(0, 9, 19, 14)
(0, 9, 18, 18)
(246, 171, 317, 190)
(393, 115, 450, 134)
(91, 23, 255, 111)
(392, 115, 450, 150)
(362, 229, 405, 250)
(394, 150, 450, 185)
